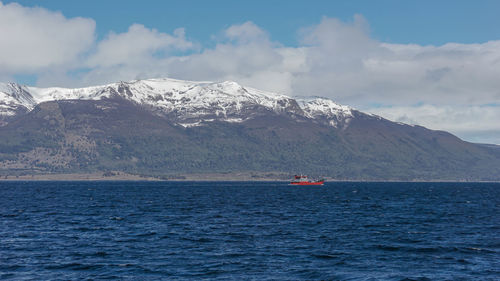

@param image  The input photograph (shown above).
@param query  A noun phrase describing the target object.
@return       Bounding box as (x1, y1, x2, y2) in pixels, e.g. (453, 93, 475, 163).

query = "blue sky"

(7, 0, 500, 46)
(1, 0, 500, 144)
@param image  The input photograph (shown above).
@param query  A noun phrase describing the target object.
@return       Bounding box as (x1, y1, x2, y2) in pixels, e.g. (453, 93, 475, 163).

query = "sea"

(0, 181, 498, 280)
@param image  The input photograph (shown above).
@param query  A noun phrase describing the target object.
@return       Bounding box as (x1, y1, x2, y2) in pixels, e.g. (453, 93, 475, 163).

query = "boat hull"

(290, 181, 324, 186)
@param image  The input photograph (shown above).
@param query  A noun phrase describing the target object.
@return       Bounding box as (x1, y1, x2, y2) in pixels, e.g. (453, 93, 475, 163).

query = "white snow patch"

(224, 117, 245, 123)
(178, 121, 203, 128)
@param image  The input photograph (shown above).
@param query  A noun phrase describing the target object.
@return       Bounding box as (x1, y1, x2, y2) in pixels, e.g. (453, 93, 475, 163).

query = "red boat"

(290, 175, 325, 185)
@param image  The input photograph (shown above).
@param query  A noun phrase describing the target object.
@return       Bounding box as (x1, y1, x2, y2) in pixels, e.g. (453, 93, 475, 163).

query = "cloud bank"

(0, 2, 499, 143)
(0, 1, 95, 75)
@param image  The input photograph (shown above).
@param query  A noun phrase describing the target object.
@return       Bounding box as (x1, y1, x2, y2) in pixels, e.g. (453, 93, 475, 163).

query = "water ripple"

(0, 181, 499, 280)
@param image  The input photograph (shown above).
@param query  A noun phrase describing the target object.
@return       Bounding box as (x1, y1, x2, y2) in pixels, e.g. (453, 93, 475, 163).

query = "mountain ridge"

(0, 78, 356, 129)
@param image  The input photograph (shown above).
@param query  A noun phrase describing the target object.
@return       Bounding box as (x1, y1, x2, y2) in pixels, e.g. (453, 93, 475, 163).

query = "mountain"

(0, 78, 499, 180)
(0, 78, 349, 128)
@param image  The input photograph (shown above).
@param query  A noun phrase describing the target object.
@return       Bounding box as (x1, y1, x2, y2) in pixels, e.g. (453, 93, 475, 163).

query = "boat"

(290, 175, 324, 185)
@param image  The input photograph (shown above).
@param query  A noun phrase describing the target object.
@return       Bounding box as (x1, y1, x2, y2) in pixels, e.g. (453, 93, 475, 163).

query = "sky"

(1, 0, 499, 144)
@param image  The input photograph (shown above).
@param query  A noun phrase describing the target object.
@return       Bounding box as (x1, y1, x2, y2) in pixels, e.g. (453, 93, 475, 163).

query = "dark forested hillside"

(1, 98, 499, 180)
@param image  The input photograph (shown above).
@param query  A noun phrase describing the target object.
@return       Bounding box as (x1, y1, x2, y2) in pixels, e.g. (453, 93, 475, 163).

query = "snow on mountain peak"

(0, 82, 36, 116)
(0, 78, 355, 128)
(299, 97, 353, 118)
(296, 97, 354, 128)
(27, 84, 114, 103)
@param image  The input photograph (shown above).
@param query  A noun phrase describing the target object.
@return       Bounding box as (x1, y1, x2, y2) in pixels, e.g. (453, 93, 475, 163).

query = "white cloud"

(225, 21, 269, 44)
(87, 24, 194, 68)
(37, 23, 197, 87)
(367, 104, 500, 144)
(74, 21, 287, 91)
(355, 41, 500, 106)
(0, 1, 95, 74)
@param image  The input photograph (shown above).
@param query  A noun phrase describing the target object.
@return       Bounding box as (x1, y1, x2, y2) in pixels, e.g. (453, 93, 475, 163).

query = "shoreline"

(0, 173, 499, 183)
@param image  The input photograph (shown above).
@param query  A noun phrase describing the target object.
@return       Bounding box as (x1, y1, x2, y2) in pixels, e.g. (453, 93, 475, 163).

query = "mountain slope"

(0, 78, 499, 180)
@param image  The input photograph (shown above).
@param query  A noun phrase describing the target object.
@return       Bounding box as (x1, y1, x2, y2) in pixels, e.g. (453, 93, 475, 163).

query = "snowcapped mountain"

(1, 77, 500, 181)
(0, 78, 353, 128)
(0, 83, 36, 118)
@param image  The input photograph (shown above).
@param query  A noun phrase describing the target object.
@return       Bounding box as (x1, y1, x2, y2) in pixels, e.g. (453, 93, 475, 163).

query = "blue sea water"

(0, 181, 499, 280)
